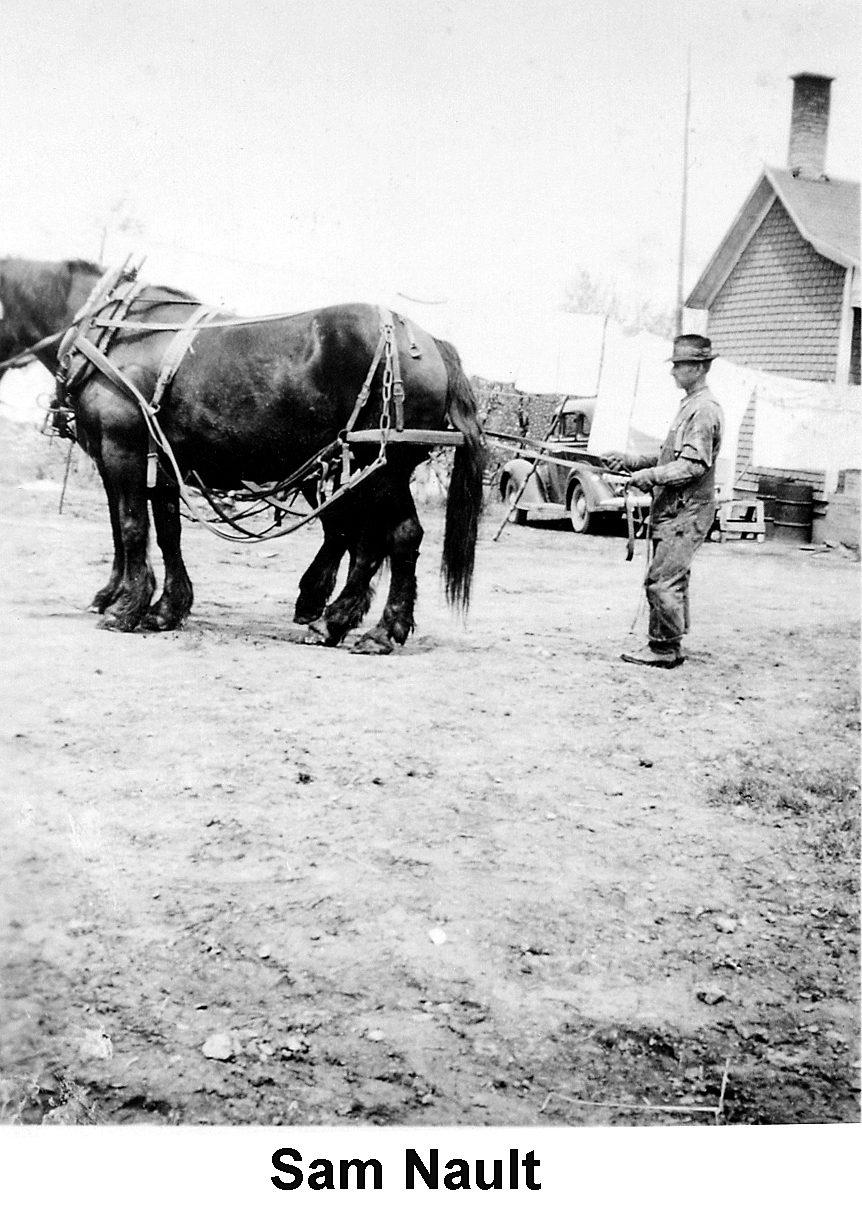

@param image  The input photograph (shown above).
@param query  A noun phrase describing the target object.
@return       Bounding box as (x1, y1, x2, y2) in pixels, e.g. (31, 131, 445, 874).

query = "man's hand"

(628, 468, 656, 491)
(602, 451, 629, 473)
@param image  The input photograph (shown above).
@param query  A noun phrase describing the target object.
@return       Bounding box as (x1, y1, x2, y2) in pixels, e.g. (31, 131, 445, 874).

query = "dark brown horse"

(0, 257, 486, 651)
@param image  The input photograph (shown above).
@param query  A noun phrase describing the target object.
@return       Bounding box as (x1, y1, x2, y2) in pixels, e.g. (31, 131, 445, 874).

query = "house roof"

(686, 166, 860, 309)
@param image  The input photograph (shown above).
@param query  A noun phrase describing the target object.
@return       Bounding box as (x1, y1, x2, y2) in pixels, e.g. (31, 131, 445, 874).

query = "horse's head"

(0, 258, 25, 365)
(0, 257, 103, 368)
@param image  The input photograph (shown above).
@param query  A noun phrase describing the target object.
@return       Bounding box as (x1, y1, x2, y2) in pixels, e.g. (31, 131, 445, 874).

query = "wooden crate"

(716, 500, 766, 542)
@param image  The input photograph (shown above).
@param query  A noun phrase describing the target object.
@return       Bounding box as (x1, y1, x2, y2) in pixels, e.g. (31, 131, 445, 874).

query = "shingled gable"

(686, 166, 860, 309)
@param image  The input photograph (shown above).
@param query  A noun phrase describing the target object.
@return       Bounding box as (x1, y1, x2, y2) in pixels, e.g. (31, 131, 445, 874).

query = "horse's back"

(76, 295, 458, 473)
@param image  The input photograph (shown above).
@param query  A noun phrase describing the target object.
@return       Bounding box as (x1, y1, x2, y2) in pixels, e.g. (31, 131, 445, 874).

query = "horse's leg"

(306, 522, 385, 647)
(90, 458, 126, 613)
(354, 480, 423, 655)
(294, 520, 349, 624)
(97, 439, 156, 632)
(142, 479, 194, 631)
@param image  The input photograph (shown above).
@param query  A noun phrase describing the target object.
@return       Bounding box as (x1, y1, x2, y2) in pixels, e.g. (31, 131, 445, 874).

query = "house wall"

(708, 199, 845, 381)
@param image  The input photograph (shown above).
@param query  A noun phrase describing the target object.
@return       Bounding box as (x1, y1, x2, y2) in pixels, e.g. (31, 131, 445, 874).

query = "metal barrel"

(758, 477, 814, 543)
(757, 475, 783, 540)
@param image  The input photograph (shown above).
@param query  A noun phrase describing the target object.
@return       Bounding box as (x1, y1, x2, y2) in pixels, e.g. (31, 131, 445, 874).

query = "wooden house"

(686, 73, 860, 515)
(687, 74, 859, 384)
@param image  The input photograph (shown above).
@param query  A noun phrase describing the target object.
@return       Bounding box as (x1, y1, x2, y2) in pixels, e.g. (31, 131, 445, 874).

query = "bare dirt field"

(1, 423, 859, 1128)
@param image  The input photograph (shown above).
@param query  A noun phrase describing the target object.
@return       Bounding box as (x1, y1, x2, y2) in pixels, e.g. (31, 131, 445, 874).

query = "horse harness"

(49, 264, 424, 543)
(55, 264, 217, 486)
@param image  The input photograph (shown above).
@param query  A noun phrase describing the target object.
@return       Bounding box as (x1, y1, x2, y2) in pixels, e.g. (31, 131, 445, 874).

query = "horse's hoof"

(141, 612, 182, 632)
(303, 619, 333, 646)
(352, 632, 395, 656)
(98, 614, 138, 632)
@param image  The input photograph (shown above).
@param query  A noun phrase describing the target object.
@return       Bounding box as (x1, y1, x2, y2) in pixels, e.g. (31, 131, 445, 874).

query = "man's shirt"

(651, 384, 724, 524)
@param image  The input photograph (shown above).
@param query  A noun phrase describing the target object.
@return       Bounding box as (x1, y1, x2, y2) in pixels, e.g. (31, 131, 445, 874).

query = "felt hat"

(669, 334, 715, 363)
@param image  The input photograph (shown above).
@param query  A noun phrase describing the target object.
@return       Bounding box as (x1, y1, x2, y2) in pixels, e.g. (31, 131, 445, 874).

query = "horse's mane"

(65, 258, 103, 276)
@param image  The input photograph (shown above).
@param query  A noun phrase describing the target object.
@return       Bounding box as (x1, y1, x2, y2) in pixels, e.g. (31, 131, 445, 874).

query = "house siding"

(708, 199, 845, 382)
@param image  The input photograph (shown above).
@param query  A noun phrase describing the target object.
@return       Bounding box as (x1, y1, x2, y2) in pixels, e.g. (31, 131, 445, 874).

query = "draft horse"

(0, 257, 486, 652)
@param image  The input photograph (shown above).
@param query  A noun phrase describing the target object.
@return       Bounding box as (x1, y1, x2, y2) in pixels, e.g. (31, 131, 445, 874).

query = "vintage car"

(497, 398, 653, 533)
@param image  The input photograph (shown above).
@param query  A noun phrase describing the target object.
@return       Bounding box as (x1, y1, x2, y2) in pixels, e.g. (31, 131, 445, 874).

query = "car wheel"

(569, 482, 592, 534)
(504, 478, 527, 525)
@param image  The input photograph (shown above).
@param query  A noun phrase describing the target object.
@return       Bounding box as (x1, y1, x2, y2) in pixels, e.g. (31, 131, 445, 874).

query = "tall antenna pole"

(675, 45, 692, 334)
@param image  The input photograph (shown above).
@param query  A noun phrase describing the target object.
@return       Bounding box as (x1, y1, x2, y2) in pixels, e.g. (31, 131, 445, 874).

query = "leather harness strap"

(145, 303, 216, 486)
(342, 322, 388, 436)
(0, 330, 64, 373)
(73, 334, 153, 414)
(338, 307, 408, 477)
(58, 273, 146, 401)
(72, 260, 135, 325)
(149, 303, 215, 414)
(398, 314, 421, 359)
(385, 311, 405, 431)
(74, 303, 215, 489)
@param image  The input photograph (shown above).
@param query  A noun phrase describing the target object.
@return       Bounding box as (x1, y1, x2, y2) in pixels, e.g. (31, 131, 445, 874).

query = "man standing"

(603, 334, 724, 668)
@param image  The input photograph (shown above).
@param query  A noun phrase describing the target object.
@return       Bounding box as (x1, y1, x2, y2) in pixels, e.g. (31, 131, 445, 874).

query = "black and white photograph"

(1, 0, 859, 1202)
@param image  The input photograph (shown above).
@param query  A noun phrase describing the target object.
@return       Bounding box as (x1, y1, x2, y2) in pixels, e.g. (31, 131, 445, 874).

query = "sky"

(1, 0, 859, 364)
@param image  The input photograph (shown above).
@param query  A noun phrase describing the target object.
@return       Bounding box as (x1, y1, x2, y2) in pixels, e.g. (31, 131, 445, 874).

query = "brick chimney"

(787, 73, 833, 179)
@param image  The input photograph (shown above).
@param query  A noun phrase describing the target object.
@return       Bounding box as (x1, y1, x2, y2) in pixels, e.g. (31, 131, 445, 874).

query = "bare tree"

(96, 196, 145, 262)
(562, 269, 675, 339)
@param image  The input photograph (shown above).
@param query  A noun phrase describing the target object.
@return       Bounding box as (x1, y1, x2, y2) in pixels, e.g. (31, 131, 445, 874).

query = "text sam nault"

(271, 1146, 542, 1191)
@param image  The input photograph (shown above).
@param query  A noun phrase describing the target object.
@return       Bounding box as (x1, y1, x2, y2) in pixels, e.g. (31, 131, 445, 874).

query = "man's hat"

(669, 333, 715, 363)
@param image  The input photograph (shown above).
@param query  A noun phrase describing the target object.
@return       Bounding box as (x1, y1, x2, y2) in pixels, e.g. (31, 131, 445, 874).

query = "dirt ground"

(1, 423, 859, 1128)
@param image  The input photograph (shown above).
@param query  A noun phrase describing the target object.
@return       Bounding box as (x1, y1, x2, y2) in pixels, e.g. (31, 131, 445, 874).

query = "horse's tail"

(434, 338, 487, 612)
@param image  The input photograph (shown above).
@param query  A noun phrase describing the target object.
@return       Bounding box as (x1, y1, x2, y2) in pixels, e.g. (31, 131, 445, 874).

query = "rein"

(90, 310, 313, 332)
(0, 330, 64, 373)
(625, 484, 653, 632)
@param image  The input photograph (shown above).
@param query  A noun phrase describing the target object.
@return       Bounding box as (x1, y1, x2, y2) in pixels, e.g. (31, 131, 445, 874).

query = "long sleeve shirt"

(629, 384, 724, 527)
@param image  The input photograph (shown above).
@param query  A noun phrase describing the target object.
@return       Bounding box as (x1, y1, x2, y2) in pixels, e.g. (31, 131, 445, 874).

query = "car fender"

(500, 458, 547, 506)
(565, 464, 615, 510)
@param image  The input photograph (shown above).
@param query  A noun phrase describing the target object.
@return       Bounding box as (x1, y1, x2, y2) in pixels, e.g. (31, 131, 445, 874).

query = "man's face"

(671, 360, 705, 392)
